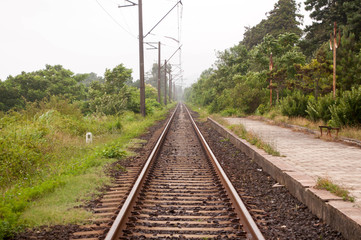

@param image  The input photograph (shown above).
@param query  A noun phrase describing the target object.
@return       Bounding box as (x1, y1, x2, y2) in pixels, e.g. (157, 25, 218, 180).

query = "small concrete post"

(86, 132, 93, 144)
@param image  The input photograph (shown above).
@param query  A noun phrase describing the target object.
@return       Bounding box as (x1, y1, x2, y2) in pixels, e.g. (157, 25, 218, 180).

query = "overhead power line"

(144, 0, 182, 39)
(95, 0, 137, 38)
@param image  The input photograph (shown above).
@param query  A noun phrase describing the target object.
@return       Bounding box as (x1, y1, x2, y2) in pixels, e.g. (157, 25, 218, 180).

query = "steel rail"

(105, 104, 179, 240)
(184, 104, 265, 240)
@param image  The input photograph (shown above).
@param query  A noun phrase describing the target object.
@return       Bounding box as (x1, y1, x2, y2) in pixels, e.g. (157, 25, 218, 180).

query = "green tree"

(0, 81, 23, 111)
(145, 63, 171, 101)
(0, 65, 86, 111)
(242, 0, 303, 49)
(294, 58, 332, 99)
(88, 64, 132, 115)
(36, 65, 86, 100)
(264, 0, 303, 37)
(80, 72, 104, 87)
(104, 64, 132, 94)
(302, 0, 361, 56)
(268, 68, 287, 104)
(336, 28, 361, 90)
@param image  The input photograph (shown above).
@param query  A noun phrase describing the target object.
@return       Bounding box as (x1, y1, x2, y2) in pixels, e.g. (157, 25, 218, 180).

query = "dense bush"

(279, 91, 309, 117)
(220, 107, 241, 116)
(256, 103, 270, 115)
(99, 143, 127, 159)
(145, 98, 162, 115)
(0, 98, 125, 189)
(0, 94, 169, 238)
(306, 93, 338, 122)
(329, 87, 361, 127)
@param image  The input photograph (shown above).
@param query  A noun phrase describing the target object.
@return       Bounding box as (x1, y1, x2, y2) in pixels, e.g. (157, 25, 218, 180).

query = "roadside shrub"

(280, 91, 309, 117)
(208, 89, 233, 114)
(306, 93, 338, 122)
(220, 108, 239, 117)
(0, 118, 50, 188)
(145, 98, 162, 115)
(99, 143, 127, 159)
(256, 103, 270, 115)
(105, 117, 123, 133)
(232, 72, 268, 114)
(329, 86, 361, 127)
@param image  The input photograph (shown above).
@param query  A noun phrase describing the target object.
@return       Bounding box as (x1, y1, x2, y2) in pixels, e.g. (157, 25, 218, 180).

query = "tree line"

(0, 63, 173, 115)
(185, 0, 361, 127)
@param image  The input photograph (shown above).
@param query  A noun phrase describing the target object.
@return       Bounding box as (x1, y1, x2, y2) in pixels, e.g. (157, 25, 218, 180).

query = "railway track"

(71, 103, 264, 239)
(98, 103, 264, 240)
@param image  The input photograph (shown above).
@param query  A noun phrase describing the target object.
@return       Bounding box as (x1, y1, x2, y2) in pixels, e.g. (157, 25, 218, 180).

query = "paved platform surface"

(224, 117, 361, 207)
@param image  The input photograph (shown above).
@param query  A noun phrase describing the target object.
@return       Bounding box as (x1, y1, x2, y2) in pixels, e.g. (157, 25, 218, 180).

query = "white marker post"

(86, 132, 93, 144)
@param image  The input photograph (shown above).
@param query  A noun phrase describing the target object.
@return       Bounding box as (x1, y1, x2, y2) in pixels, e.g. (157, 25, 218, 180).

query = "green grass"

(185, 103, 209, 122)
(227, 124, 281, 157)
(0, 100, 175, 239)
(315, 177, 355, 202)
(20, 170, 109, 226)
(220, 138, 230, 142)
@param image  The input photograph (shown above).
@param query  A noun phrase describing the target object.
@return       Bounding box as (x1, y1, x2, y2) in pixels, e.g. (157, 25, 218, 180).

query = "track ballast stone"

(194, 115, 344, 239)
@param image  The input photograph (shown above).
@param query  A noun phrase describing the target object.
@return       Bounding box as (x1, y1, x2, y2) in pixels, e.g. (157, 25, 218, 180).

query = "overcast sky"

(0, 0, 311, 87)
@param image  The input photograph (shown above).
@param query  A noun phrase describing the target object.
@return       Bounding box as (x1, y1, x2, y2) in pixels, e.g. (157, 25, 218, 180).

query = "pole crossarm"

(160, 45, 182, 68)
(118, 0, 137, 8)
(145, 42, 158, 50)
(144, 1, 182, 39)
(164, 36, 179, 43)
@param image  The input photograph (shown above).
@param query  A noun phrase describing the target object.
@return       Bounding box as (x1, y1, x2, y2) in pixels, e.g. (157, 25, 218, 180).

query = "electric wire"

(119, 8, 135, 35)
(95, 0, 137, 39)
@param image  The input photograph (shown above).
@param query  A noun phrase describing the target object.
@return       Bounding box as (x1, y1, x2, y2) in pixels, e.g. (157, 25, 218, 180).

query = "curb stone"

(207, 117, 361, 240)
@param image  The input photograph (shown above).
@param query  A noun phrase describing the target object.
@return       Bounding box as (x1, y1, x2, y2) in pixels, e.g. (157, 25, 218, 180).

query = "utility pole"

(164, 60, 167, 105)
(138, 0, 146, 116)
(173, 82, 176, 101)
(119, 1, 182, 114)
(269, 52, 273, 107)
(157, 41, 161, 103)
(169, 70, 172, 102)
(330, 21, 341, 99)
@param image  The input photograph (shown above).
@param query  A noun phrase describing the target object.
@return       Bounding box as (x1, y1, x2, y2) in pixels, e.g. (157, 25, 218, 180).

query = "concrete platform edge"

(207, 117, 361, 240)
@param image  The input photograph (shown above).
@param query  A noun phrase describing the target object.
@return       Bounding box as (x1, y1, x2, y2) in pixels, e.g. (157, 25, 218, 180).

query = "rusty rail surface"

(184, 105, 264, 240)
(104, 103, 264, 240)
(104, 104, 179, 240)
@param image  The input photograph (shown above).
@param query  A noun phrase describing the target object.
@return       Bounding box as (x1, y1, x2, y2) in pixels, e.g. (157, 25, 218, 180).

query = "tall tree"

(0, 65, 87, 111)
(242, 0, 303, 49)
(302, 0, 361, 56)
(145, 63, 171, 102)
(264, 0, 303, 37)
(88, 64, 132, 115)
(81, 72, 104, 87)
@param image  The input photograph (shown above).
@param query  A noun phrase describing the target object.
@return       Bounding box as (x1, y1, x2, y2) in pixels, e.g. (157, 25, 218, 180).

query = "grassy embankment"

(0, 98, 175, 239)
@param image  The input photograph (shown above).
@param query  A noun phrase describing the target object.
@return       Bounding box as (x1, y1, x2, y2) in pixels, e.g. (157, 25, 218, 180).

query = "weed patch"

(186, 104, 209, 122)
(228, 124, 281, 157)
(316, 177, 355, 202)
